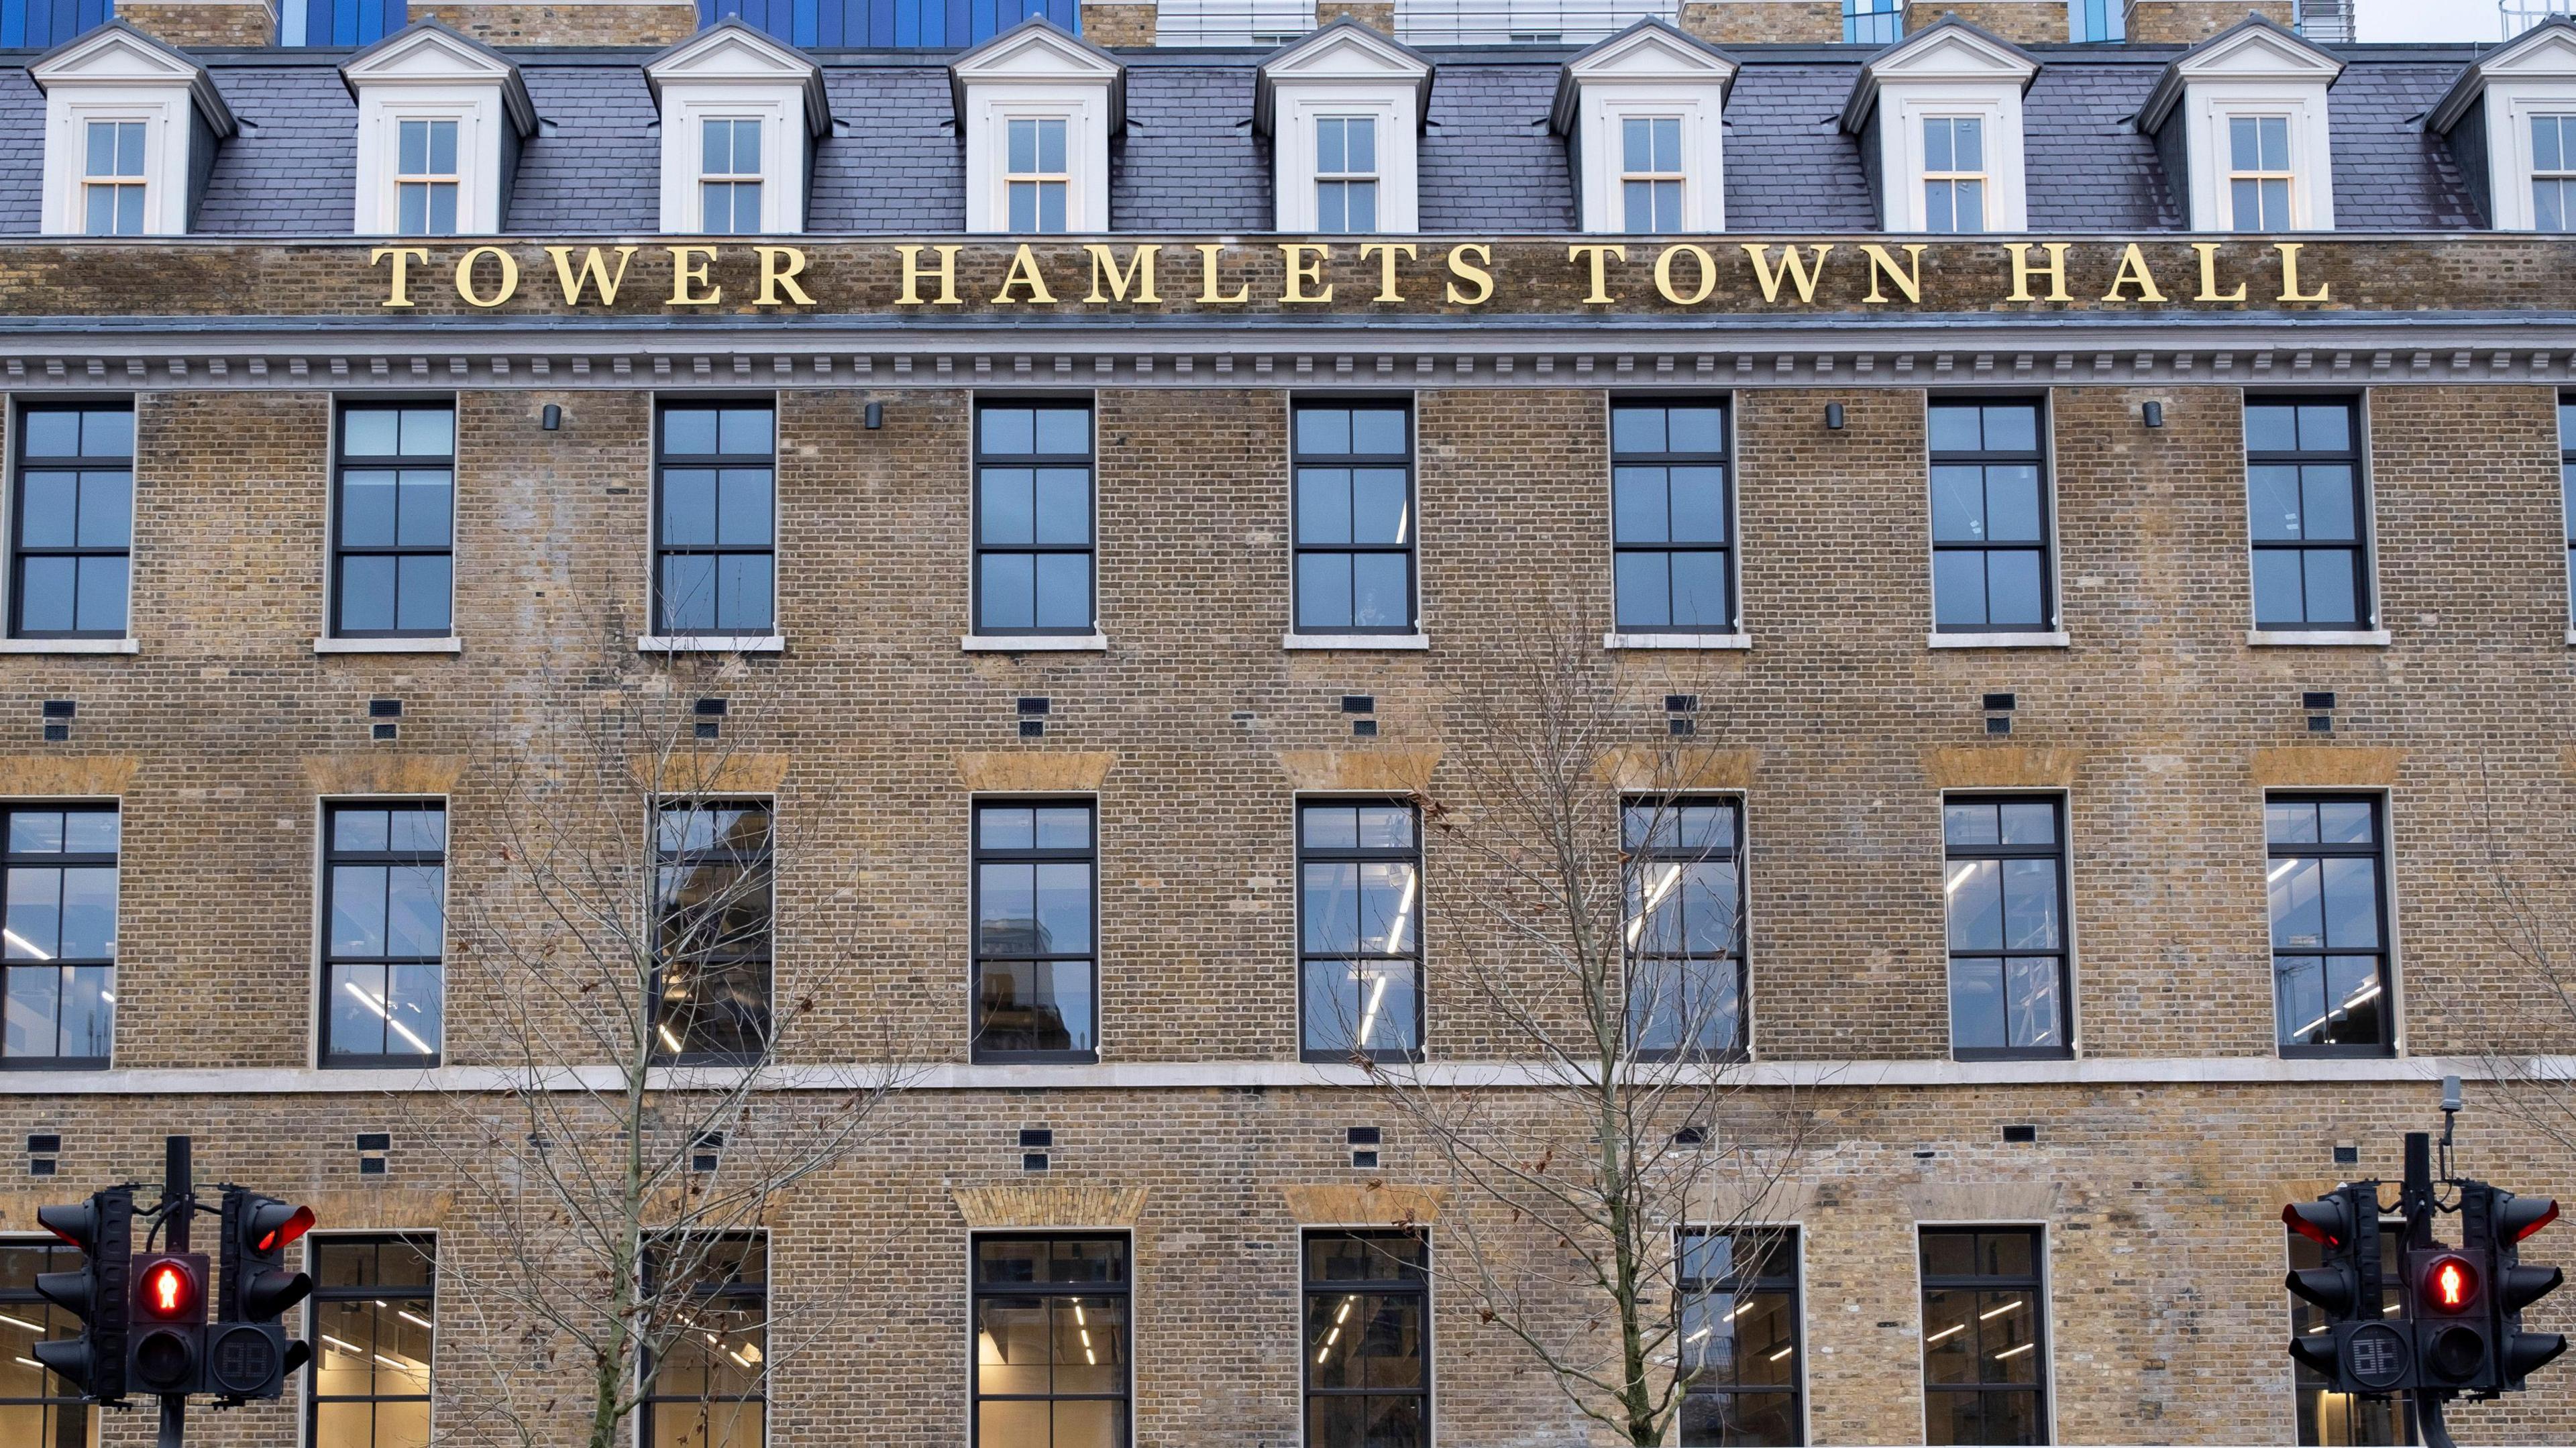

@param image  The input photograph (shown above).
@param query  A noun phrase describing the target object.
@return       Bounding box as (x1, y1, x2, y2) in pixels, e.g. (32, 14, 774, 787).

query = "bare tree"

(1360, 630, 1808, 1447)
(405, 622, 899, 1448)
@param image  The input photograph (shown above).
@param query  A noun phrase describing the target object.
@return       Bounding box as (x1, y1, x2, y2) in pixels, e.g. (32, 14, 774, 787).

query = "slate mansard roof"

(0, 39, 2501, 237)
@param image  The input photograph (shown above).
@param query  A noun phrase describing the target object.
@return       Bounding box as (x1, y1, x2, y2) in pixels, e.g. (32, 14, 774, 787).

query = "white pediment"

(344, 22, 516, 86)
(952, 17, 1124, 85)
(1564, 20, 1735, 85)
(1864, 21, 2039, 85)
(30, 21, 231, 134)
(646, 18, 827, 135)
(1260, 20, 1432, 85)
(2169, 18, 2345, 83)
(2432, 19, 2576, 135)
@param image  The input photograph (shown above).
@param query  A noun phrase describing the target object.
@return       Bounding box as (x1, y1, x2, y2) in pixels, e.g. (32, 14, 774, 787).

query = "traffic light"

(2407, 1246, 2489, 1388)
(125, 1252, 208, 1396)
(2284, 1184, 2404, 1392)
(32, 1186, 133, 1403)
(207, 1187, 316, 1400)
(2477, 1185, 2567, 1390)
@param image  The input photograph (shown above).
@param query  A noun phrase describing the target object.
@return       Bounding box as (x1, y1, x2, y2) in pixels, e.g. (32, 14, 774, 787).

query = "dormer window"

(1921, 116, 1986, 233)
(1316, 116, 1379, 233)
(1841, 19, 2036, 235)
(32, 21, 233, 239)
(953, 19, 1124, 236)
(1260, 20, 1432, 235)
(1552, 19, 1732, 236)
(82, 121, 146, 235)
(645, 19, 827, 237)
(2137, 17, 2341, 234)
(396, 119, 460, 235)
(698, 118, 764, 235)
(343, 21, 534, 239)
(2430, 19, 2576, 233)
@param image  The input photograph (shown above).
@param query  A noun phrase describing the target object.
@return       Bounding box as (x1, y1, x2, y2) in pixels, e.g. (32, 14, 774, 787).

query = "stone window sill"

(2246, 629, 2391, 648)
(1603, 632, 1751, 651)
(1927, 631, 2070, 650)
(961, 634, 1109, 653)
(314, 636, 461, 655)
(1281, 633, 1430, 652)
(636, 635, 786, 654)
(0, 638, 138, 655)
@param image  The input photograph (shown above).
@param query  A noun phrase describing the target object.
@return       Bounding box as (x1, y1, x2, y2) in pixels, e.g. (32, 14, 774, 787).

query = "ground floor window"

(307, 1235, 434, 1448)
(1679, 1227, 1802, 1444)
(0, 1237, 94, 1447)
(641, 1234, 766, 1448)
(973, 1233, 1130, 1446)
(2289, 1223, 2413, 1445)
(1920, 1227, 2047, 1445)
(1303, 1229, 1429, 1448)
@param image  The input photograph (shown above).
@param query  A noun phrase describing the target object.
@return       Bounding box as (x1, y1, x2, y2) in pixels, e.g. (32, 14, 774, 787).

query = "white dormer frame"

(1841, 20, 2038, 235)
(952, 18, 1125, 235)
(30, 21, 234, 238)
(645, 19, 828, 237)
(1552, 19, 1737, 235)
(1257, 20, 1433, 235)
(2430, 19, 2576, 232)
(2138, 17, 2343, 234)
(342, 21, 535, 238)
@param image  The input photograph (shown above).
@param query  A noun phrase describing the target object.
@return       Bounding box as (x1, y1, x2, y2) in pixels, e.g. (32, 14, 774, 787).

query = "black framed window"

(1929, 400, 2051, 633)
(332, 404, 453, 639)
(321, 802, 445, 1068)
(2288, 1223, 2414, 1447)
(1611, 400, 1733, 634)
(2247, 398, 2369, 630)
(1622, 797, 1744, 1059)
(655, 404, 775, 636)
(1297, 800, 1421, 1062)
(641, 1234, 765, 1448)
(2268, 795, 2392, 1056)
(2559, 396, 2575, 622)
(1, 804, 117, 1070)
(0, 1238, 96, 1447)
(1303, 1231, 1428, 1448)
(653, 799, 773, 1064)
(973, 799, 1097, 1062)
(973, 1234, 1130, 1448)
(307, 1235, 434, 1448)
(11, 402, 132, 640)
(1942, 797, 2070, 1060)
(1293, 403, 1414, 633)
(1920, 1228, 2047, 1446)
(975, 402, 1094, 635)
(1678, 1228, 1802, 1447)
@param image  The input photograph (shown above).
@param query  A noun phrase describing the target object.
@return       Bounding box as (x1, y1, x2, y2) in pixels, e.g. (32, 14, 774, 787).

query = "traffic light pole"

(156, 1135, 190, 1448)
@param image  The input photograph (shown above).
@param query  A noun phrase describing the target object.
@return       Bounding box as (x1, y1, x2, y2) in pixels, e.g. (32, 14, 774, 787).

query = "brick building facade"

(0, 2, 2573, 1447)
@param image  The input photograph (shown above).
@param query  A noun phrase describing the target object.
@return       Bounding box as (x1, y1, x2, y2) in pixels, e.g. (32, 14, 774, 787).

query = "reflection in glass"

(655, 801, 773, 1062)
(1305, 1231, 1428, 1448)
(1, 805, 117, 1067)
(1299, 803, 1421, 1058)
(974, 802, 1097, 1060)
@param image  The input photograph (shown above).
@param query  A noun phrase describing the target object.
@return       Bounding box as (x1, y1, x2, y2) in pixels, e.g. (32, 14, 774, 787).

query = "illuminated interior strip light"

(1978, 1300, 2022, 1321)
(1992, 1343, 2033, 1359)
(1924, 1323, 1966, 1345)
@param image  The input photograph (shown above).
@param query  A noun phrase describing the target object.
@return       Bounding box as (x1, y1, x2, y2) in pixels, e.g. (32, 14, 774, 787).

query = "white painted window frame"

(354, 93, 506, 237)
(42, 94, 188, 237)
(965, 87, 1110, 235)
(1272, 87, 1417, 235)
(658, 90, 806, 235)
(1574, 90, 1723, 235)
(1875, 89, 2027, 234)
(2483, 85, 2576, 231)
(2183, 89, 2334, 233)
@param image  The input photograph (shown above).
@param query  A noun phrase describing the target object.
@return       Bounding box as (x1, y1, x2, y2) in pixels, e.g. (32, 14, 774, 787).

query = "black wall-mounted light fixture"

(1825, 402, 1845, 431)
(2142, 401, 2164, 429)
(541, 403, 561, 431)
(865, 402, 884, 430)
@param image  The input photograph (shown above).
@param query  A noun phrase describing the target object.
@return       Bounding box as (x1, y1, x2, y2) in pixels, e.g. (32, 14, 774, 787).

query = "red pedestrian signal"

(141, 1260, 195, 1319)
(2426, 1254, 2479, 1313)
(125, 1252, 208, 1396)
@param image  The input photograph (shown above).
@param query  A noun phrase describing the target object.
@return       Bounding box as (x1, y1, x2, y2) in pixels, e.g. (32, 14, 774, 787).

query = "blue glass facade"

(5, 0, 1080, 50)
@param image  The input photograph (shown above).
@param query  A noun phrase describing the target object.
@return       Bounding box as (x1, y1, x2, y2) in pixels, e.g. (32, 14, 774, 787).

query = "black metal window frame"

(2287, 1219, 2416, 1447)
(9, 398, 134, 641)
(1609, 395, 1736, 635)
(318, 799, 446, 1069)
(1676, 1225, 1804, 1446)
(969, 1231, 1133, 1448)
(2559, 394, 2575, 624)
(2245, 394, 2372, 631)
(1295, 796, 1426, 1064)
(1302, 1229, 1432, 1448)
(330, 398, 455, 640)
(1919, 1226, 2050, 1446)
(1290, 398, 1418, 635)
(1941, 793, 2074, 1063)
(1621, 793, 1748, 1063)
(639, 1231, 766, 1448)
(305, 1233, 435, 1448)
(1927, 394, 2055, 634)
(971, 397, 1096, 637)
(970, 795, 1099, 1064)
(652, 398, 777, 638)
(651, 796, 775, 1066)
(0, 1235, 97, 1447)
(0, 801, 117, 1071)
(2267, 792, 2395, 1059)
